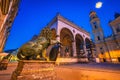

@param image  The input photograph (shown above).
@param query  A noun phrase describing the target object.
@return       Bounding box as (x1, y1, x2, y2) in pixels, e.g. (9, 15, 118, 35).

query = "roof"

(89, 11, 96, 15)
(114, 13, 120, 19)
(47, 14, 90, 36)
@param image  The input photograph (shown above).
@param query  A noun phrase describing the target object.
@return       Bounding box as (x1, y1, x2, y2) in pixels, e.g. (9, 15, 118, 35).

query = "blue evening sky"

(4, 0, 120, 50)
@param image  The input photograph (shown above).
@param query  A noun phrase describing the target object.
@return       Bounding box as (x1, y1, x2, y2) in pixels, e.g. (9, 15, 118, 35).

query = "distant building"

(4, 48, 18, 55)
(0, 0, 20, 53)
(90, 11, 120, 63)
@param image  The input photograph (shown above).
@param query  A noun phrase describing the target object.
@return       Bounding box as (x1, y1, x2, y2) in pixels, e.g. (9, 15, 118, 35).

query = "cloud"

(95, 2, 103, 8)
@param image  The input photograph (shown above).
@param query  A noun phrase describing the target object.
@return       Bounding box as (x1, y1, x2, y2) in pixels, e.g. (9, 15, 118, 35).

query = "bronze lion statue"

(17, 27, 61, 61)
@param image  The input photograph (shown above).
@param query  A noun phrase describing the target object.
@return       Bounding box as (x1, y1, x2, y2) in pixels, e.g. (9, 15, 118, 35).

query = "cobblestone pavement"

(0, 62, 17, 80)
(0, 62, 120, 80)
(62, 62, 120, 71)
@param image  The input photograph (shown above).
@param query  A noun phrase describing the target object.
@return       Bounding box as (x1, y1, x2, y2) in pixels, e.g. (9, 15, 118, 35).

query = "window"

(100, 47, 103, 50)
(116, 28, 120, 32)
(7, 27, 11, 32)
(94, 25, 97, 29)
(93, 22, 97, 29)
(100, 47, 104, 54)
(101, 52, 104, 54)
(119, 24, 120, 27)
(116, 24, 120, 33)
(97, 36, 100, 40)
(92, 16, 96, 19)
(92, 15, 97, 19)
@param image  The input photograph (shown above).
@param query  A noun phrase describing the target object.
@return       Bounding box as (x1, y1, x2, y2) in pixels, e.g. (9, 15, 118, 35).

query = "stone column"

(56, 35, 62, 57)
(72, 41, 77, 57)
(56, 35, 60, 42)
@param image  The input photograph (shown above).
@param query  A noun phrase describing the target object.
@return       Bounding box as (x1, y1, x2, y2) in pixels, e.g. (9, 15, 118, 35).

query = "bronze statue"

(17, 27, 61, 61)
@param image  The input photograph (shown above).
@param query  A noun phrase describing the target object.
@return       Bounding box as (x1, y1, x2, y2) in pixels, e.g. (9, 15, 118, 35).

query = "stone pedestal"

(11, 60, 57, 80)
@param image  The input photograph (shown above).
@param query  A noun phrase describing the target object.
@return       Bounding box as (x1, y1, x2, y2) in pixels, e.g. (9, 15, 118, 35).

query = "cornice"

(47, 14, 90, 36)
(90, 18, 100, 23)
(109, 16, 120, 26)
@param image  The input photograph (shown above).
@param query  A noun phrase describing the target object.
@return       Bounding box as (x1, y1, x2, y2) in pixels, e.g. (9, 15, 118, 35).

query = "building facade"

(0, 0, 19, 53)
(40, 14, 94, 62)
(90, 11, 120, 63)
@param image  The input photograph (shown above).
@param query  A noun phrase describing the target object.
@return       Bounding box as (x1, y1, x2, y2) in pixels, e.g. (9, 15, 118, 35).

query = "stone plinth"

(11, 60, 57, 80)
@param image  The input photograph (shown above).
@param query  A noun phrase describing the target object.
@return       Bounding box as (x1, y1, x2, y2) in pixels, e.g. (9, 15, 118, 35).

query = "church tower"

(89, 11, 104, 43)
(89, 11, 120, 63)
(89, 11, 107, 62)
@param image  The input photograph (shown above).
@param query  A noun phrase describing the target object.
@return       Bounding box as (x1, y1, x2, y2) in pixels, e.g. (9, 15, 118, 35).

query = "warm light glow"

(98, 49, 120, 62)
(95, 2, 103, 8)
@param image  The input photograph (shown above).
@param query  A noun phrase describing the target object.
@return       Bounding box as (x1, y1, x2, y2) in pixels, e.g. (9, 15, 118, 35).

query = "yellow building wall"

(98, 49, 120, 62)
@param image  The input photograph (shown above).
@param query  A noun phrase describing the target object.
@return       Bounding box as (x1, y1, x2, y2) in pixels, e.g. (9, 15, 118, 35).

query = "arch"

(75, 34, 84, 58)
(85, 38, 91, 49)
(51, 28, 56, 40)
(60, 28, 74, 57)
(85, 38, 93, 61)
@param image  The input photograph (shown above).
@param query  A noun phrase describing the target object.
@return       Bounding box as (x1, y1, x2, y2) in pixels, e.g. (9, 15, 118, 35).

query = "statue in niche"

(17, 27, 61, 61)
(65, 46, 69, 57)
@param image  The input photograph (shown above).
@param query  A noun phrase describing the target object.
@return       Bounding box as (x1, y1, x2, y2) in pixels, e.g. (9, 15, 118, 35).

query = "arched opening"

(75, 34, 84, 58)
(46, 28, 57, 57)
(85, 38, 91, 49)
(85, 38, 93, 61)
(60, 28, 74, 57)
(51, 28, 56, 40)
